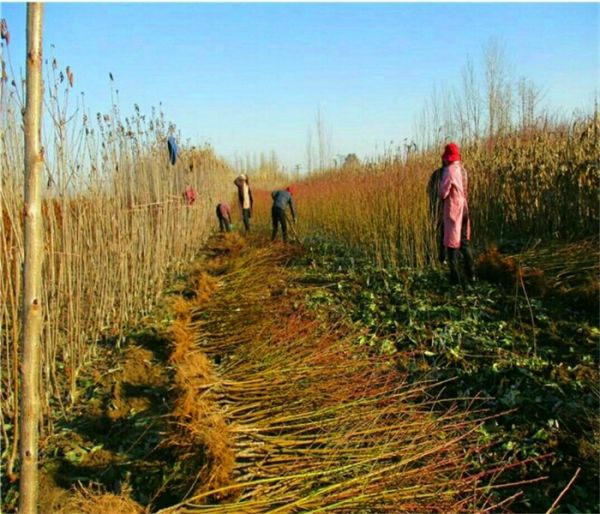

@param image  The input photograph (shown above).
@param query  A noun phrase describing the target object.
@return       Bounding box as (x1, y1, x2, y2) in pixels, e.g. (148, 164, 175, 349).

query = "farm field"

(2, 4, 599, 513)
(2, 101, 599, 513)
(3, 106, 599, 514)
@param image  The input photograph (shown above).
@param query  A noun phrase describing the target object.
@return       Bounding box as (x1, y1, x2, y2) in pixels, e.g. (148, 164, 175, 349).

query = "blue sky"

(1, 2, 598, 169)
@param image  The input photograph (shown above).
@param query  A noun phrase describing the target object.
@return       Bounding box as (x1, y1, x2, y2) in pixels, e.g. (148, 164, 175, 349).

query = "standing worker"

(234, 174, 253, 232)
(439, 142, 475, 284)
(271, 187, 297, 243)
(216, 202, 232, 232)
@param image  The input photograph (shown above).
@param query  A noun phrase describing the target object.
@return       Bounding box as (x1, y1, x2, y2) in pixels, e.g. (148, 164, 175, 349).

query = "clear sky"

(1, 2, 598, 169)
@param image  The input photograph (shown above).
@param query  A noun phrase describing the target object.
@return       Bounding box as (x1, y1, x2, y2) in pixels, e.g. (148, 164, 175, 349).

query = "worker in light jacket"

(271, 187, 297, 243)
(233, 174, 253, 232)
(439, 143, 475, 284)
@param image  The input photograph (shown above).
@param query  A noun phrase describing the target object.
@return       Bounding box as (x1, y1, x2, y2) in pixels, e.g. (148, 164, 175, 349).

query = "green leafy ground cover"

(296, 236, 599, 513)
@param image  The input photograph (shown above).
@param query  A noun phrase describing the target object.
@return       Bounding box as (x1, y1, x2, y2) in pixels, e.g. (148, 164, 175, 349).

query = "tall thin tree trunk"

(19, 4, 44, 513)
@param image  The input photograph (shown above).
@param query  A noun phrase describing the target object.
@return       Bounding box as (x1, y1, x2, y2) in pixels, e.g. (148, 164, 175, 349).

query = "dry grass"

(0, 54, 234, 476)
(57, 487, 144, 514)
(166, 260, 236, 501)
(476, 238, 599, 307)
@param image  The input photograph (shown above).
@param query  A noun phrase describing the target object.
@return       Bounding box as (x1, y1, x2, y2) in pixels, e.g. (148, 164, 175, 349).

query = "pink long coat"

(439, 162, 471, 249)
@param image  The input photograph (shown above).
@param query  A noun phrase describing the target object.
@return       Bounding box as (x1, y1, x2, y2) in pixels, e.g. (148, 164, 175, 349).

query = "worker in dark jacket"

(271, 187, 297, 242)
(216, 202, 232, 232)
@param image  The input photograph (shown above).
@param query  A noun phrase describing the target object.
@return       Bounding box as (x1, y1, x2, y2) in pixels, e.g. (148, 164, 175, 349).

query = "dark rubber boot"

(447, 248, 460, 285)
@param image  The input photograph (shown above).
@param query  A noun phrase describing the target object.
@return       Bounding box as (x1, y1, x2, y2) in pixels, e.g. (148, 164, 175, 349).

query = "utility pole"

(19, 4, 44, 513)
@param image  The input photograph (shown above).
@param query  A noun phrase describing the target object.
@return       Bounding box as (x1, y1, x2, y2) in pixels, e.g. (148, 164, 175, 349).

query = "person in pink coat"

(439, 142, 475, 284)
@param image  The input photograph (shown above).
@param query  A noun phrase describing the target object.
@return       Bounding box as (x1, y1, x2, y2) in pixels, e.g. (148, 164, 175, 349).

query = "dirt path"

(39, 234, 506, 513)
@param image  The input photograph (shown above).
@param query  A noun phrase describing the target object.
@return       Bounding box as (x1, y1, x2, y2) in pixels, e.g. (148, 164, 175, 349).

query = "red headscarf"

(442, 143, 461, 165)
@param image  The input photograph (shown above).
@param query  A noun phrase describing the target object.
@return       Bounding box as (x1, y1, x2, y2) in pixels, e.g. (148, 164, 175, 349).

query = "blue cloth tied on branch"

(167, 136, 178, 165)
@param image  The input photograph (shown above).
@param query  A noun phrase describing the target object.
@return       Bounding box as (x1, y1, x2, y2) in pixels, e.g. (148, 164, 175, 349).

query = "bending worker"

(271, 187, 297, 243)
(216, 202, 232, 232)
